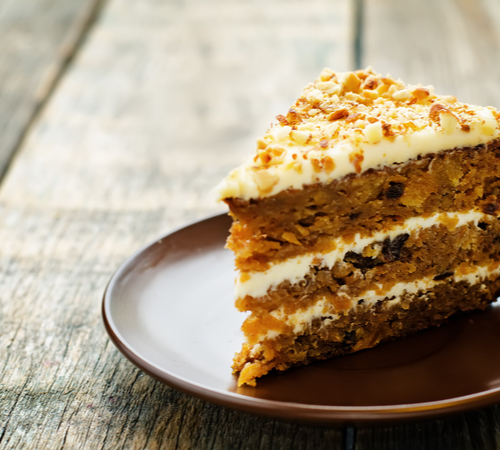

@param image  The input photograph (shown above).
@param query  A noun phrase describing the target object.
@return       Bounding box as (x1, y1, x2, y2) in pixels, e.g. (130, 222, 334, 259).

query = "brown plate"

(102, 214, 500, 425)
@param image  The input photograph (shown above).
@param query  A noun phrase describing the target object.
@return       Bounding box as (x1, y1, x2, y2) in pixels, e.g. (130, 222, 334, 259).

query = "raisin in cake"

(217, 68, 500, 387)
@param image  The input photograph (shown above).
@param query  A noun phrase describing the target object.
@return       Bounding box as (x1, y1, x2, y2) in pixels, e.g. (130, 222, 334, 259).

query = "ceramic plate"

(102, 214, 500, 424)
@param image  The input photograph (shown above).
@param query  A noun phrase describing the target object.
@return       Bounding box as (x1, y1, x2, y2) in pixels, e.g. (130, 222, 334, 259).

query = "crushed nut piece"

(253, 170, 279, 193)
(364, 122, 383, 144)
(311, 156, 335, 173)
(256, 138, 267, 150)
(327, 109, 349, 121)
(276, 115, 288, 125)
(429, 103, 449, 122)
(412, 87, 430, 101)
(286, 108, 302, 125)
(392, 89, 411, 101)
(346, 113, 361, 123)
(382, 123, 394, 137)
(349, 151, 364, 173)
(343, 72, 361, 93)
(258, 151, 272, 164)
(291, 130, 310, 144)
(440, 111, 459, 134)
(316, 81, 341, 95)
(364, 76, 378, 90)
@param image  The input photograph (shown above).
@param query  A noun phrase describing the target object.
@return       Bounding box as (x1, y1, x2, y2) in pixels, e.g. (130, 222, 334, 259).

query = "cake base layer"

(233, 277, 500, 386)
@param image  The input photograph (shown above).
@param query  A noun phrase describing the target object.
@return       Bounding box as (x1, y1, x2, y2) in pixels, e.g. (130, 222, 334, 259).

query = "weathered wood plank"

(1, 0, 353, 211)
(0, 0, 105, 180)
(362, 0, 500, 107)
(356, 0, 500, 447)
(355, 407, 500, 450)
(0, 0, 352, 448)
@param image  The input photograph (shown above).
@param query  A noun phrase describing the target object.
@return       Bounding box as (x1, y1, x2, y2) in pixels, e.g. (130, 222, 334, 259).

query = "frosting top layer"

(217, 68, 500, 200)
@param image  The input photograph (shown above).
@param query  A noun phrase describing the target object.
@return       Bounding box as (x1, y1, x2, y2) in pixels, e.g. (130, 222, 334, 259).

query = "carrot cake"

(216, 67, 500, 387)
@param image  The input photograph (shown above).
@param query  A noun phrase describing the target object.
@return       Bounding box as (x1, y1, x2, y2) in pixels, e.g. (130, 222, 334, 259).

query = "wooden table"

(1, 0, 500, 448)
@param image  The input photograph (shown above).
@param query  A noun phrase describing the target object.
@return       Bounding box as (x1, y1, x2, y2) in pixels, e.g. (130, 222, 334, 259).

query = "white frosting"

(216, 68, 500, 201)
(218, 121, 498, 200)
(236, 211, 487, 298)
(270, 298, 338, 334)
(252, 264, 500, 343)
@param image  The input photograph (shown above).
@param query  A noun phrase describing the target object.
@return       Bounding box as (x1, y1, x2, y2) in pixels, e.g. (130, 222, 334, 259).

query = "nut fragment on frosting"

(216, 67, 500, 201)
(364, 122, 383, 144)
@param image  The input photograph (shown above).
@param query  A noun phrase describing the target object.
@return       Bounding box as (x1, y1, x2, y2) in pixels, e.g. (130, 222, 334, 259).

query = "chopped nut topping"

(362, 90, 379, 100)
(316, 81, 341, 95)
(286, 108, 302, 125)
(319, 68, 334, 81)
(276, 115, 288, 125)
(429, 103, 449, 122)
(349, 151, 364, 173)
(364, 76, 378, 90)
(343, 72, 361, 93)
(291, 130, 310, 144)
(482, 122, 496, 136)
(311, 155, 335, 173)
(253, 170, 279, 194)
(258, 151, 272, 164)
(412, 87, 430, 101)
(217, 68, 500, 201)
(364, 122, 383, 144)
(327, 109, 349, 121)
(292, 161, 303, 173)
(382, 123, 394, 137)
(256, 138, 267, 149)
(440, 111, 459, 134)
(392, 89, 411, 101)
(306, 89, 324, 103)
(346, 113, 362, 123)
(271, 146, 284, 156)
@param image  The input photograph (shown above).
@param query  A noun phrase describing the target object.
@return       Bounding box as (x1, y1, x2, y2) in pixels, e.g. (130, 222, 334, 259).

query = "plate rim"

(102, 213, 500, 425)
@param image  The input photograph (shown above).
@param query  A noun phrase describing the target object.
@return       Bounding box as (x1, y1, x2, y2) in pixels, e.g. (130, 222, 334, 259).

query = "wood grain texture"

(356, 407, 500, 450)
(0, 0, 352, 448)
(362, 0, 500, 107)
(356, 0, 500, 448)
(6, 0, 500, 447)
(0, 0, 104, 180)
(1, 0, 353, 211)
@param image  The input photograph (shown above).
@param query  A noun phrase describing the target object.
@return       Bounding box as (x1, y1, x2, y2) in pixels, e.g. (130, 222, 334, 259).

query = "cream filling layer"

(252, 264, 500, 344)
(236, 210, 488, 299)
(217, 116, 499, 201)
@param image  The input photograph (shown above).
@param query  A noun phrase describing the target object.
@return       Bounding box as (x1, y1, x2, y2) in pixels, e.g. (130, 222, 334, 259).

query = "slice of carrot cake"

(216, 67, 500, 387)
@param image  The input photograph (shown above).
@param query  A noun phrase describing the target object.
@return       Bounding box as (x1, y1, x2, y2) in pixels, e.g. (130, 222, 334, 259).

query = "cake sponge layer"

(219, 68, 500, 387)
(227, 141, 500, 272)
(234, 275, 500, 387)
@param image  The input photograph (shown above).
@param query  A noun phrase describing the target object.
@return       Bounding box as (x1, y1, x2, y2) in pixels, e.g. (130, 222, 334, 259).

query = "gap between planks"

(0, 0, 108, 184)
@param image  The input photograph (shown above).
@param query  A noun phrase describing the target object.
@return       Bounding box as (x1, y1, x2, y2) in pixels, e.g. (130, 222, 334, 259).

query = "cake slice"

(216, 68, 500, 387)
